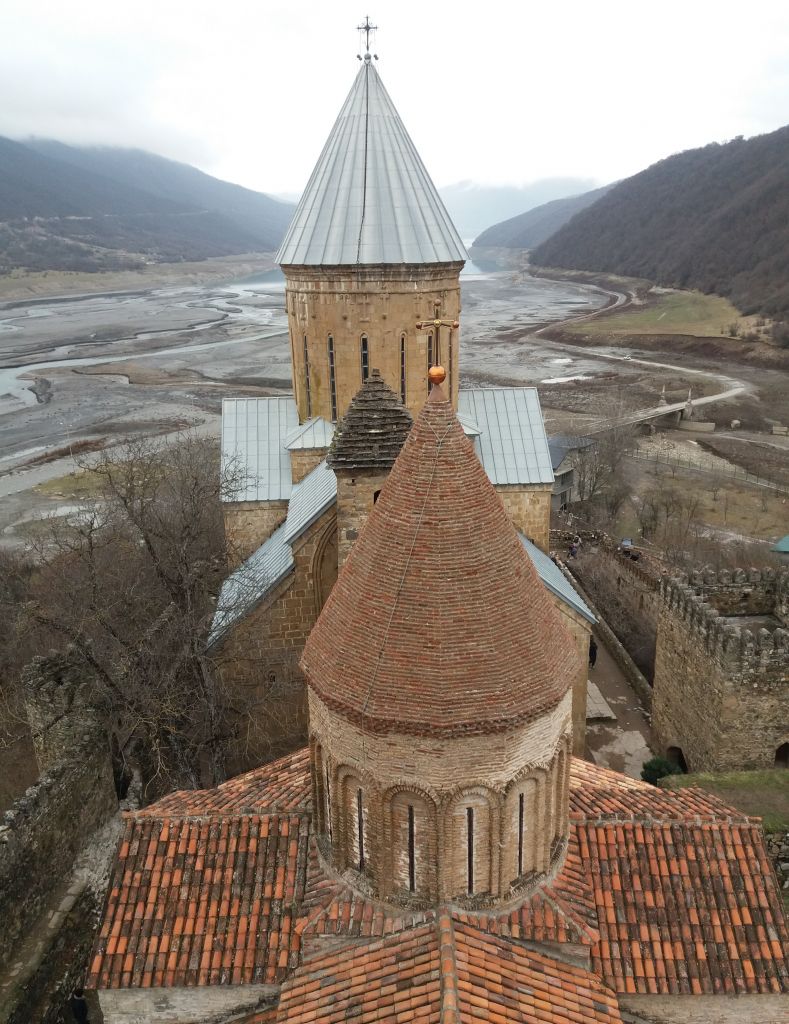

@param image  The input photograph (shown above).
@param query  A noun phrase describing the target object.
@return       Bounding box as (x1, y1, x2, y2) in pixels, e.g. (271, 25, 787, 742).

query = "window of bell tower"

(360, 334, 369, 383)
(400, 333, 407, 405)
(303, 334, 312, 419)
(426, 332, 434, 395)
(327, 335, 337, 421)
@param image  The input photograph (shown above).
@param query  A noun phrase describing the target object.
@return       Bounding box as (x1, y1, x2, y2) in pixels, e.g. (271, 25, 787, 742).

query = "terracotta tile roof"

(326, 369, 412, 471)
(137, 748, 311, 818)
(579, 819, 789, 996)
(302, 385, 579, 737)
(274, 916, 622, 1024)
(88, 813, 309, 989)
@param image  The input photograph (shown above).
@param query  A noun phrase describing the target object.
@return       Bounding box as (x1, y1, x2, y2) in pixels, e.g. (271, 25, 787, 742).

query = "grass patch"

(34, 467, 107, 499)
(660, 770, 789, 832)
(569, 290, 746, 339)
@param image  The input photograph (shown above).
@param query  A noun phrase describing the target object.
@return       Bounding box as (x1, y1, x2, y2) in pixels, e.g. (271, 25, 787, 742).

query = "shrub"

(641, 755, 684, 786)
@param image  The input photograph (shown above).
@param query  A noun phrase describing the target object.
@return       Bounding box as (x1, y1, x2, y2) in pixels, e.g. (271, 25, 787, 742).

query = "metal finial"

(356, 15, 378, 59)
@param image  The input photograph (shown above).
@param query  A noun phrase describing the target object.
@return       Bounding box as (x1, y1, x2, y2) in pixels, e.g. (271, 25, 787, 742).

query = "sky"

(1, 0, 787, 195)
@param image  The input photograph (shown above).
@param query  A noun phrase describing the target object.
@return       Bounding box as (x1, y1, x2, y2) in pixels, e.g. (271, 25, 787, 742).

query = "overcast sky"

(1, 0, 787, 195)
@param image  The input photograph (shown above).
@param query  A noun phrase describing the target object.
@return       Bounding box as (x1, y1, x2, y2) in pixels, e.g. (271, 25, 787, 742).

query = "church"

(86, 43, 788, 1024)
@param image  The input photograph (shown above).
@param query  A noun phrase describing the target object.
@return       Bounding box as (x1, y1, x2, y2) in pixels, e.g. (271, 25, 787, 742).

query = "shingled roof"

(88, 749, 789, 1008)
(302, 384, 579, 737)
(326, 369, 412, 472)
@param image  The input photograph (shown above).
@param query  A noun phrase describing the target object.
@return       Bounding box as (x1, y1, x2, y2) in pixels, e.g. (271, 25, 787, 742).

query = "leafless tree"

(8, 433, 252, 793)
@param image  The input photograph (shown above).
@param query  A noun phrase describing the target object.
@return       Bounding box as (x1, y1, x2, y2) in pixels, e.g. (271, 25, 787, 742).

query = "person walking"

(589, 637, 598, 669)
(69, 987, 89, 1024)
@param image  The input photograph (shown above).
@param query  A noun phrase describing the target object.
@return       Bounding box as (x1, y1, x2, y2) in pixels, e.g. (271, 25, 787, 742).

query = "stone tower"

(277, 54, 467, 424)
(301, 379, 580, 907)
(326, 368, 413, 568)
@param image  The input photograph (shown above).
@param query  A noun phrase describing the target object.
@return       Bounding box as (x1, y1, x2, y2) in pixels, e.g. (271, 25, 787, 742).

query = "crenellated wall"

(652, 568, 789, 771)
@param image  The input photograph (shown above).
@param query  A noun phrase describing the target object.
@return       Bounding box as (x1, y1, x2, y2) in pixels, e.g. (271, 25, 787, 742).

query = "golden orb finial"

(428, 365, 446, 386)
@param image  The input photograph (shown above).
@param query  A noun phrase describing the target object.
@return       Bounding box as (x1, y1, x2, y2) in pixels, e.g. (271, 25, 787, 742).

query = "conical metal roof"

(277, 59, 468, 266)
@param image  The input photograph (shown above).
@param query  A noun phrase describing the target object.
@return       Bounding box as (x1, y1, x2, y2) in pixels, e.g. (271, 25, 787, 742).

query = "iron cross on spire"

(416, 303, 460, 372)
(357, 15, 377, 55)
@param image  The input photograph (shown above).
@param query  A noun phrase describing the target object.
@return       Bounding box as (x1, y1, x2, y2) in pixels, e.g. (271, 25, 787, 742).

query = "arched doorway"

(666, 746, 688, 772)
(775, 743, 789, 769)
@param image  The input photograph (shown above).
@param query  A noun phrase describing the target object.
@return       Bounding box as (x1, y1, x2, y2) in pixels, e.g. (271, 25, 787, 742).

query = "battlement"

(660, 568, 789, 686)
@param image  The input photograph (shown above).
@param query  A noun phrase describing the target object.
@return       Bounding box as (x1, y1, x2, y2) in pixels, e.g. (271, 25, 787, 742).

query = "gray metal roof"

(276, 59, 468, 266)
(221, 397, 299, 503)
(210, 461, 337, 646)
(284, 417, 335, 451)
(458, 388, 554, 485)
(519, 535, 596, 624)
(548, 434, 593, 471)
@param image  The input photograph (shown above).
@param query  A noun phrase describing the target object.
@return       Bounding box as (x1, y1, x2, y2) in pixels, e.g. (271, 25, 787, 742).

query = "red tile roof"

(137, 748, 311, 818)
(275, 916, 623, 1024)
(302, 385, 579, 737)
(88, 813, 309, 989)
(89, 749, 789, 1008)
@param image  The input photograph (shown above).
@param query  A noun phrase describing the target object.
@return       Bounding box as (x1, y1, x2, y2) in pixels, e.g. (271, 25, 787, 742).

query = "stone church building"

(210, 50, 593, 765)
(85, 50, 788, 1024)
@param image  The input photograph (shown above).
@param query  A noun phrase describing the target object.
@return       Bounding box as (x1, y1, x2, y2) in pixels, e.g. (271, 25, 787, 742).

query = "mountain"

(530, 126, 789, 319)
(438, 178, 596, 238)
(0, 137, 295, 273)
(471, 184, 614, 249)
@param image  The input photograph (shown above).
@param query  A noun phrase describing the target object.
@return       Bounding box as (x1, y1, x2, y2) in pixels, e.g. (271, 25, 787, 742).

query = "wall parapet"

(660, 570, 789, 685)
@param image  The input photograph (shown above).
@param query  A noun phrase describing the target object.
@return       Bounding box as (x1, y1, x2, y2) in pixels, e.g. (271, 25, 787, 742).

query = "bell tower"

(277, 42, 466, 424)
(301, 373, 579, 908)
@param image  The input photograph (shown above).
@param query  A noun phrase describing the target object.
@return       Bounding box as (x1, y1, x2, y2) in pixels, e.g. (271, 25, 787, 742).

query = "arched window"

(407, 804, 416, 892)
(360, 334, 369, 383)
(517, 792, 524, 877)
(400, 333, 407, 405)
(325, 767, 333, 843)
(327, 335, 337, 421)
(303, 335, 312, 419)
(373, 489, 382, 504)
(466, 807, 474, 894)
(356, 788, 365, 870)
(775, 743, 789, 768)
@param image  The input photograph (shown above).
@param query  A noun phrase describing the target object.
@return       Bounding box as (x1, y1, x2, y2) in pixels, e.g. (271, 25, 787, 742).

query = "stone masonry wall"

(556, 530, 663, 680)
(289, 447, 327, 485)
(0, 651, 117, 975)
(335, 469, 389, 568)
(223, 500, 288, 566)
(216, 509, 338, 775)
(283, 263, 463, 423)
(548, 597, 591, 754)
(497, 484, 551, 552)
(652, 570, 789, 771)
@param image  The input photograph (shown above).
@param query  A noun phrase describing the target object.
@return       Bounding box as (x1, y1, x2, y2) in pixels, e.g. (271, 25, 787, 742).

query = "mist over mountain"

(530, 126, 789, 318)
(471, 184, 614, 250)
(0, 138, 295, 273)
(438, 178, 597, 238)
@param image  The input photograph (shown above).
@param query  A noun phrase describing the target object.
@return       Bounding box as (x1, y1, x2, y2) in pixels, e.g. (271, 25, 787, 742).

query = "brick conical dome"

(302, 385, 577, 737)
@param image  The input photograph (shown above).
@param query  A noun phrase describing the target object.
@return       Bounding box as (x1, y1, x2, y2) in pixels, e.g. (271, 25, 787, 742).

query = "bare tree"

(10, 433, 249, 793)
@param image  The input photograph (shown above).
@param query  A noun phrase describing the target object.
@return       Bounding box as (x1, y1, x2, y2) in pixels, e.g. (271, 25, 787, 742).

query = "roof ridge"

(436, 910, 460, 1024)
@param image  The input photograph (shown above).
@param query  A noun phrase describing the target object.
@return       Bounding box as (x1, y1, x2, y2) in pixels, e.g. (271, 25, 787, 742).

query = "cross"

(357, 15, 377, 53)
(416, 303, 460, 369)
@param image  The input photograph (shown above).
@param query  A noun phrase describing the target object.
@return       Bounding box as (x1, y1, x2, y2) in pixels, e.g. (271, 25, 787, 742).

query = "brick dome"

(301, 385, 577, 737)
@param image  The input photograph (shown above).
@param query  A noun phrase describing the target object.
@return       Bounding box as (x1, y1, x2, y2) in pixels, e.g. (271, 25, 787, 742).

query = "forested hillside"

(0, 138, 294, 273)
(472, 184, 613, 249)
(530, 126, 789, 319)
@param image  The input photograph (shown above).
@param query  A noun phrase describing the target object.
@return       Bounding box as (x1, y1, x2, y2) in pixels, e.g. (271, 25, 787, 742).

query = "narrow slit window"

(408, 805, 415, 892)
(518, 793, 524, 876)
(360, 334, 369, 382)
(303, 335, 312, 418)
(325, 767, 332, 842)
(328, 335, 337, 421)
(466, 807, 474, 894)
(427, 333, 434, 395)
(357, 788, 365, 870)
(400, 334, 407, 405)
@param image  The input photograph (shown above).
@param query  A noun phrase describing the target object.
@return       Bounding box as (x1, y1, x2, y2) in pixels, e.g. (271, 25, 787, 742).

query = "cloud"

(0, 0, 787, 193)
